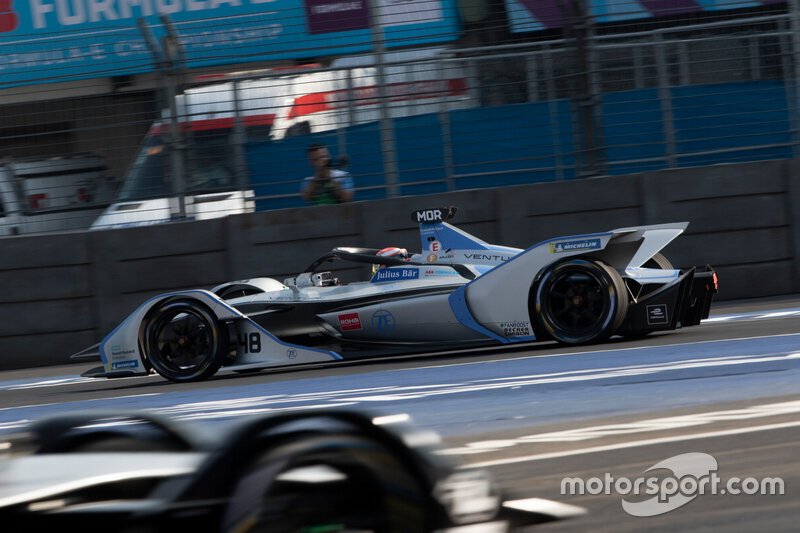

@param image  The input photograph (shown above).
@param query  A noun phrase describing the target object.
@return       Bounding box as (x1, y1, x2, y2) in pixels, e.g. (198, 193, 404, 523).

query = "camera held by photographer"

(302, 143, 354, 205)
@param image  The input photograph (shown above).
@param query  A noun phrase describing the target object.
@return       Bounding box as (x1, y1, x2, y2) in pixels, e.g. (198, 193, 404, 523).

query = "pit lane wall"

(2, 158, 799, 369)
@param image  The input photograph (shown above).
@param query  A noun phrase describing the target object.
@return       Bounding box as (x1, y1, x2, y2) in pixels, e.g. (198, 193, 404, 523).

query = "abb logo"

(0, 0, 18, 33)
(338, 313, 362, 331)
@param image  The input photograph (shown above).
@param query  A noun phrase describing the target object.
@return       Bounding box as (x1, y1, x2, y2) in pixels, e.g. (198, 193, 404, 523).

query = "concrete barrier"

(1, 159, 796, 370)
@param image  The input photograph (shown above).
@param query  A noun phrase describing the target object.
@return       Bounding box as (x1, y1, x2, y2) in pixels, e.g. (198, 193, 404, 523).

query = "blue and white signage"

(371, 267, 420, 282)
(111, 360, 139, 370)
(0, 0, 459, 87)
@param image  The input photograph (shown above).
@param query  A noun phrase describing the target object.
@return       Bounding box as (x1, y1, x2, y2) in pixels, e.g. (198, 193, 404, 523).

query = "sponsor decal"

(463, 253, 510, 262)
(372, 268, 420, 282)
(338, 312, 362, 331)
(424, 269, 459, 277)
(427, 253, 438, 263)
(430, 240, 442, 252)
(647, 304, 669, 325)
(287, 348, 298, 359)
(110, 345, 136, 359)
(111, 360, 139, 370)
(549, 238, 602, 254)
(305, 0, 370, 35)
(420, 226, 443, 239)
(499, 321, 531, 337)
(371, 310, 396, 332)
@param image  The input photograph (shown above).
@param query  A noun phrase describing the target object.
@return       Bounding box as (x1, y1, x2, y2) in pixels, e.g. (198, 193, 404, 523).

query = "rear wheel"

(533, 259, 628, 344)
(643, 252, 673, 270)
(143, 299, 226, 382)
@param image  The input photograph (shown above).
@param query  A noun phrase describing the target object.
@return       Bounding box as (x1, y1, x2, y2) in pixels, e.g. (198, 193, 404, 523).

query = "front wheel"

(222, 435, 432, 533)
(143, 299, 227, 382)
(533, 259, 628, 344)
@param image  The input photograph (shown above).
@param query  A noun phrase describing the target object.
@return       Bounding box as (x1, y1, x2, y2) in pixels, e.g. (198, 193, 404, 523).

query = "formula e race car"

(77, 206, 718, 382)
(0, 408, 586, 532)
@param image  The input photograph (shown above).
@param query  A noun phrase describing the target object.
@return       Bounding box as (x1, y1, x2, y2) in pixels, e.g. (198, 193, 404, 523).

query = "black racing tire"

(643, 252, 674, 270)
(533, 259, 628, 345)
(222, 434, 432, 533)
(143, 299, 227, 383)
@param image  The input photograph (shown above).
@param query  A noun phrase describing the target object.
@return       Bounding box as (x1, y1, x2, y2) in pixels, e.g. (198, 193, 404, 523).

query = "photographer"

(301, 143, 354, 205)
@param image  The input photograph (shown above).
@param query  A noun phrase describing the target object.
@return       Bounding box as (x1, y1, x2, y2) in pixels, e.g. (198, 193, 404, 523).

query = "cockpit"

(282, 247, 475, 288)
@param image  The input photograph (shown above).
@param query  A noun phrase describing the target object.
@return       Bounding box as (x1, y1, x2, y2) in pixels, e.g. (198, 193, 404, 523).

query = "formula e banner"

(0, 0, 459, 87)
(504, 0, 785, 33)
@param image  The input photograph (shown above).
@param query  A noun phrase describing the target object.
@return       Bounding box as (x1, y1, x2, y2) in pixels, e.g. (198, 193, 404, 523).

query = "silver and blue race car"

(78, 206, 718, 383)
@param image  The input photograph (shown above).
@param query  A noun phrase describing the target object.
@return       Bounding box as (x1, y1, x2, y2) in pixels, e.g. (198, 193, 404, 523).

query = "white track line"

(463, 420, 800, 469)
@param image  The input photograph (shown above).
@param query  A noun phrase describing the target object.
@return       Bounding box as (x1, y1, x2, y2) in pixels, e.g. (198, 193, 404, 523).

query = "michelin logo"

(111, 360, 139, 370)
(549, 238, 602, 254)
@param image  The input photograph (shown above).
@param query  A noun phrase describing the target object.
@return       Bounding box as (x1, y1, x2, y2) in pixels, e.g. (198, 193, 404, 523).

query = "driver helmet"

(373, 247, 409, 273)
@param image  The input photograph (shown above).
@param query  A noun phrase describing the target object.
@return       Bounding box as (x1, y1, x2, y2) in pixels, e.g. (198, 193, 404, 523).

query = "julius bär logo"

(0, 0, 18, 33)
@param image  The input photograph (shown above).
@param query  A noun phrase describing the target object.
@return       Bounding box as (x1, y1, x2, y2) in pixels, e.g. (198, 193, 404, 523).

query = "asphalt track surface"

(1, 295, 799, 531)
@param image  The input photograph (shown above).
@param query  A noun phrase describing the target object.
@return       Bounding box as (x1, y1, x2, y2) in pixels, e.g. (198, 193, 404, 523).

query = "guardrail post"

(543, 48, 566, 181)
(438, 59, 456, 191)
(655, 32, 678, 168)
(788, 2, 800, 158)
(232, 80, 249, 193)
(368, 0, 400, 198)
(137, 17, 187, 218)
(559, 0, 605, 177)
(161, 16, 187, 220)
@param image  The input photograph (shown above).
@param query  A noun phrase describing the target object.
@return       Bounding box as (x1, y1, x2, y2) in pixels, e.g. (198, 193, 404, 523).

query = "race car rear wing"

(619, 265, 718, 334)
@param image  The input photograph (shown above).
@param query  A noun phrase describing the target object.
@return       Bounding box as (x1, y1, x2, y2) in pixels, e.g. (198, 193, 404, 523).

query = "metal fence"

(1, 7, 798, 235)
(240, 13, 798, 209)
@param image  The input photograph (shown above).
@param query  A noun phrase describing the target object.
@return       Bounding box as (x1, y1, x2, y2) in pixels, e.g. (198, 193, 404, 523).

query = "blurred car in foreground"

(0, 408, 585, 532)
